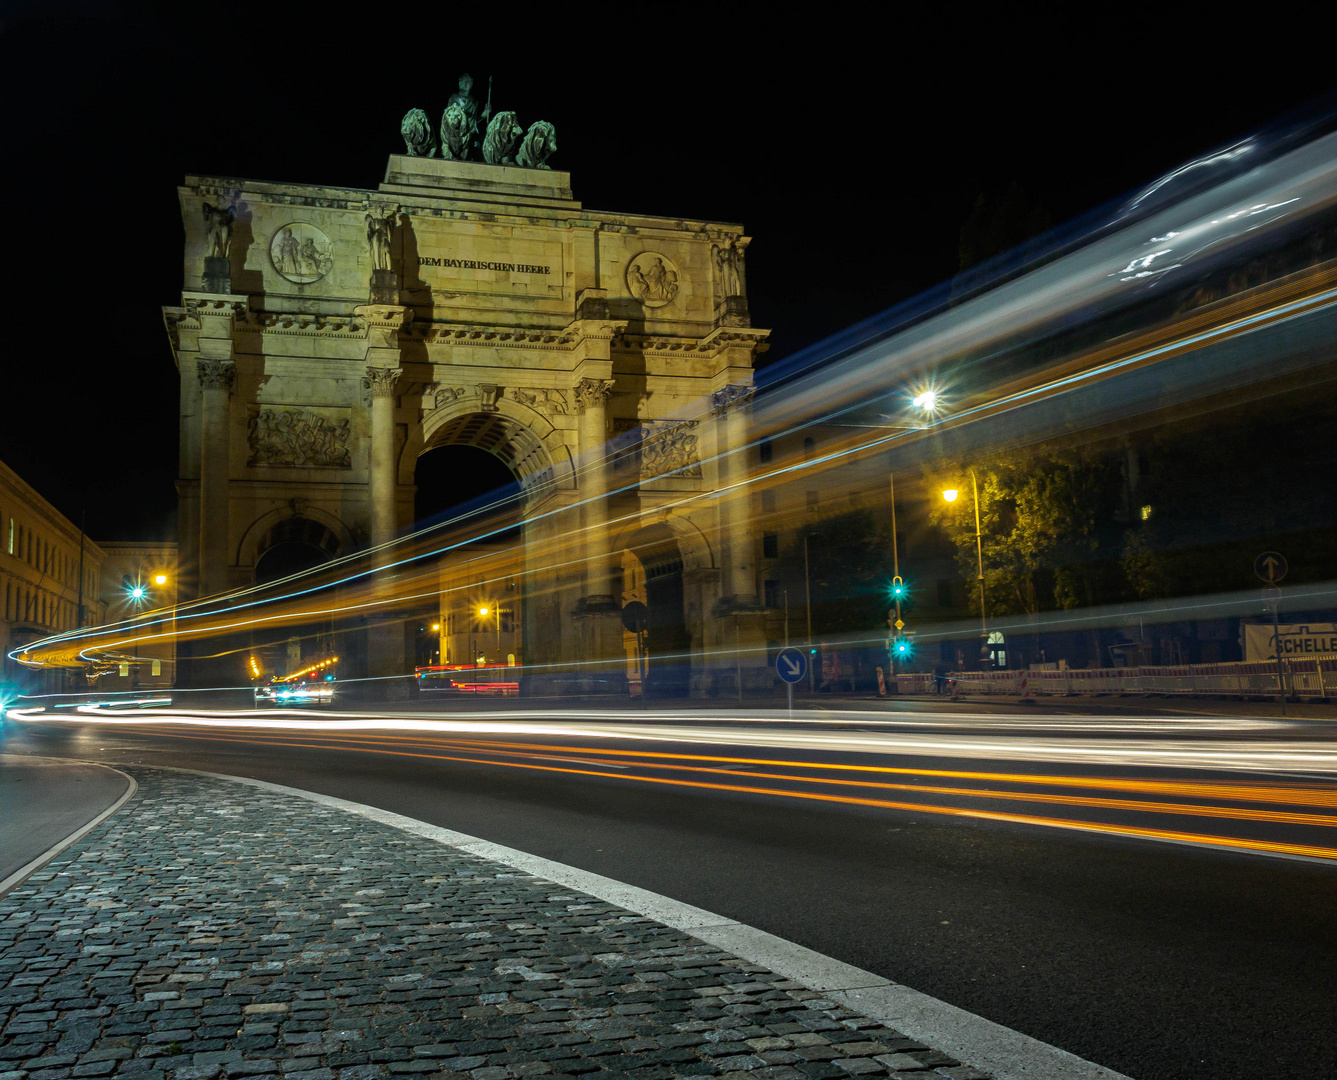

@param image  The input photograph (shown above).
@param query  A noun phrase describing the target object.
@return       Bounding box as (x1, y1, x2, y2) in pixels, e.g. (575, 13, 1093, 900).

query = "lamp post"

(943, 469, 989, 666)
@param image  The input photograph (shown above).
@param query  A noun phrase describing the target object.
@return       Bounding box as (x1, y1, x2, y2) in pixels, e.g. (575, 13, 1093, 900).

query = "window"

(5, 517, 10, 555)
(937, 579, 952, 607)
(764, 580, 780, 608)
(759, 439, 773, 464)
(806, 490, 819, 511)
(762, 532, 778, 559)
(803, 437, 815, 460)
(761, 490, 776, 514)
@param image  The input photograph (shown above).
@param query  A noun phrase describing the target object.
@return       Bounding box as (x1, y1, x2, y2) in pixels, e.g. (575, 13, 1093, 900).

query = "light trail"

(16, 707, 1337, 864)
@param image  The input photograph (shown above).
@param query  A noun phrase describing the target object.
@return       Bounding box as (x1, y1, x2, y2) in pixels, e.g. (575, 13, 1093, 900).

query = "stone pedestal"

(712, 606, 771, 698)
(202, 256, 231, 294)
(366, 617, 411, 701)
(571, 597, 630, 696)
(370, 269, 399, 305)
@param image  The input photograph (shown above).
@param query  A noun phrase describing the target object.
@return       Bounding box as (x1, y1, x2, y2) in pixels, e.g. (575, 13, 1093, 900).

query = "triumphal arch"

(164, 106, 769, 696)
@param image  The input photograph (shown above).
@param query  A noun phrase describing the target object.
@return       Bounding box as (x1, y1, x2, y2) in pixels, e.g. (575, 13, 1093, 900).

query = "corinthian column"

(712, 384, 758, 607)
(197, 359, 235, 596)
(364, 366, 402, 551)
(575, 377, 617, 602)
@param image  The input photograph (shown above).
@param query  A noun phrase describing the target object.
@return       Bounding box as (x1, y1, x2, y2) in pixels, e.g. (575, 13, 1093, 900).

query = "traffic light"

(892, 636, 913, 660)
(890, 575, 906, 600)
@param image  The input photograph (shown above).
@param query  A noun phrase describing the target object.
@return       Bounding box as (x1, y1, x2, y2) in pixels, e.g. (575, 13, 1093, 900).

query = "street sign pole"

(775, 647, 807, 721)
(1255, 553, 1288, 716)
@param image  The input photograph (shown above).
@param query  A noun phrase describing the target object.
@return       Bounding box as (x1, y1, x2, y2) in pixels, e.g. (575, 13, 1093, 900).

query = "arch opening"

(254, 517, 342, 585)
(621, 526, 691, 698)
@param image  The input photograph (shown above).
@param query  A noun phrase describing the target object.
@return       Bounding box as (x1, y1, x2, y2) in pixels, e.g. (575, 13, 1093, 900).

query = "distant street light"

(943, 470, 989, 664)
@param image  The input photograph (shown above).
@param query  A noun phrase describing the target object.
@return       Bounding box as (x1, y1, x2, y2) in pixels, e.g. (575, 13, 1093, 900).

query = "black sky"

(2, 3, 1332, 539)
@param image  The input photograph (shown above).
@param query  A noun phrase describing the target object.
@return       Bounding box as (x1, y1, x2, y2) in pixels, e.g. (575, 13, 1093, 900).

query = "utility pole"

(888, 471, 902, 687)
(803, 532, 815, 693)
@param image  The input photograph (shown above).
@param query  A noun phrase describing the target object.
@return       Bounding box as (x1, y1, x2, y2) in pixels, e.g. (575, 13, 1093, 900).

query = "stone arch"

(407, 396, 568, 496)
(611, 513, 715, 576)
(236, 505, 354, 574)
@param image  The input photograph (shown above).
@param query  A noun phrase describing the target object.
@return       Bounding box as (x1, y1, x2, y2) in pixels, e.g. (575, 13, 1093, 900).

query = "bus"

(414, 662, 520, 695)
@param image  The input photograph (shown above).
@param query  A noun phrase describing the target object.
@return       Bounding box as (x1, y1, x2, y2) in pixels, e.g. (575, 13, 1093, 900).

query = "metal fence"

(895, 656, 1337, 699)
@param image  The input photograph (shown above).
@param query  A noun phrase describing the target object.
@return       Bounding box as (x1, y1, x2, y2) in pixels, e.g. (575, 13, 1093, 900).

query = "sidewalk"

(0, 768, 999, 1080)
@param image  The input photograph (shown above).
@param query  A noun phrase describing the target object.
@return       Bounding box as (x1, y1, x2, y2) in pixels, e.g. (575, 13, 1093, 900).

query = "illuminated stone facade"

(164, 156, 770, 695)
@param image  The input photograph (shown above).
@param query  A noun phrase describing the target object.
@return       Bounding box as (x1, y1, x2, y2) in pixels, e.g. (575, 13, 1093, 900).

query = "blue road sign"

(776, 647, 807, 684)
(1254, 551, 1288, 584)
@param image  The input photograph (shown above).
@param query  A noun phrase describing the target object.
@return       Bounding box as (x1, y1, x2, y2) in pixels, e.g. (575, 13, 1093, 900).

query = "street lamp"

(943, 470, 989, 665)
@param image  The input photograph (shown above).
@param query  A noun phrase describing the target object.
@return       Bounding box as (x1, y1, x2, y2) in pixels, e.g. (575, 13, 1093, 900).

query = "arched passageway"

(622, 527, 691, 698)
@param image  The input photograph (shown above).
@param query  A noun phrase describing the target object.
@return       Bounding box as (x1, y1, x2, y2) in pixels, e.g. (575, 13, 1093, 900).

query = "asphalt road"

(3, 707, 1336, 1080)
(0, 753, 129, 884)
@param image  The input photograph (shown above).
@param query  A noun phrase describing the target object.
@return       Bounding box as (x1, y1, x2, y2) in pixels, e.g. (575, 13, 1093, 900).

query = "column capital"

(711, 383, 754, 417)
(197, 359, 236, 391)
(363, 366, 402, 399)
(574, 377, 616, 412)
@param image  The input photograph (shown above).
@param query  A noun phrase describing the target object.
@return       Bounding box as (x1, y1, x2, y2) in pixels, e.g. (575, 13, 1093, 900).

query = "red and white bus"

(414, 662, 520, 695)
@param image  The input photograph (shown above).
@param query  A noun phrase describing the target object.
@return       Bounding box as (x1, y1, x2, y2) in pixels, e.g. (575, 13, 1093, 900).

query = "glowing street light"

(128, 585, 145, 600)
(943, 470, 990, 665)
(478, 606, 489, 616)
(153, 573, 168, 586)
(912, 389, 938, 413)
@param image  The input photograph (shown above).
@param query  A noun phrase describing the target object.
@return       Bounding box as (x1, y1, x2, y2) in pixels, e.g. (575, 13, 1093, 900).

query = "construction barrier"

(927, 656, 1337, 700)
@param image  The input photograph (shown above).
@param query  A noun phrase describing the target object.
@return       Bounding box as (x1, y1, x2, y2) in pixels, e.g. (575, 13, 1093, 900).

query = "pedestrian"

(933, 662, 948, 695)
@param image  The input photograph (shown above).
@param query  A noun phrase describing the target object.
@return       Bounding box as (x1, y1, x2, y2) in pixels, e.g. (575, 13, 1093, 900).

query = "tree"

(927, 449, 1122, 617)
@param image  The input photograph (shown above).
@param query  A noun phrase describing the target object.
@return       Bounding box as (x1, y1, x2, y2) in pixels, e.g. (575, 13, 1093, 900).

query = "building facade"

(0, 461, 106, 693)
(164, 154, 771, 695)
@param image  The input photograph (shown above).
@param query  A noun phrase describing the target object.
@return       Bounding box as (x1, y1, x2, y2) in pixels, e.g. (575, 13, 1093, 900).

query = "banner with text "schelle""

(1243, 623, 1337, 661)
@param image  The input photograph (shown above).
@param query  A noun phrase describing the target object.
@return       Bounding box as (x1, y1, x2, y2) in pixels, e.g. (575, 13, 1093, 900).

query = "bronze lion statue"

(400, 108, 435, 157)
(516, 121, 557, 169)
(482, 111, 523, 165)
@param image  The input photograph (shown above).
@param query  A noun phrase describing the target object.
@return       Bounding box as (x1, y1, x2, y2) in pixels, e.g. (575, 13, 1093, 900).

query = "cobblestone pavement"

(0, 768, 991, 1080)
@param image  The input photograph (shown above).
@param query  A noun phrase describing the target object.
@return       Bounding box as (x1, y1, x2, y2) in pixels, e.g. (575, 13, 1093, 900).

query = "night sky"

(2, 4, 1332, 540)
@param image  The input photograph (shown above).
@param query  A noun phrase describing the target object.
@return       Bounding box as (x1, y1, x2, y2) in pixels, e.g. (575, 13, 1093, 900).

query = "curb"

(0, 761, 138, 899)
(147, 765, 1130, 1080)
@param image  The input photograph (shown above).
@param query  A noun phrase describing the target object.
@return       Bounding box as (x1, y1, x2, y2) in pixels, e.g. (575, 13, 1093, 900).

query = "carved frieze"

(626, 252, 680, 308)
(422, 383, 466, 411)
(247, 407, 351, 468)
(574, 378, 616, 411)
(711, 384, 755, 416)
(270, 222, 334, 284)
(640, 420, 702, 479)
(513, 387, 569, 415)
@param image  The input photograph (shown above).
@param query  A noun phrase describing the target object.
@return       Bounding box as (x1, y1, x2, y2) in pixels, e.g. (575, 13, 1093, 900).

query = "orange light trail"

(88, 722, 1337, 862)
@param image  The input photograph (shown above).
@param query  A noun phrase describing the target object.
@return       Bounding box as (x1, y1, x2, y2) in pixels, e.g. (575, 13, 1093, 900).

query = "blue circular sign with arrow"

(776, 647, 807, 684)
(1254, 551, 1288, 584)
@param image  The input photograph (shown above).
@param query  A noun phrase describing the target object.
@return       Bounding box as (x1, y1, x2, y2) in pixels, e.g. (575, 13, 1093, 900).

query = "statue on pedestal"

(202, 203, 234, 258)
(365, 204, 398, 273)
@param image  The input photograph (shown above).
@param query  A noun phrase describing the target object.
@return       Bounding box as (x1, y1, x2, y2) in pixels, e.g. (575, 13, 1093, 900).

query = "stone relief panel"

(513, 387, 569, 415)
(422, 383, 466, 411)
(248, 406, 352, 468)
(640, 420, 702, 479)
(270, 223, 334, 284)
(626, 252, 680, 308)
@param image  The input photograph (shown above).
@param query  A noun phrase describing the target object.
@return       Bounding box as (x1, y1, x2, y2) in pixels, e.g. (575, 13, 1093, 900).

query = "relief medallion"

(626, 251, 680, 308)
(270, 222, 334, 284)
